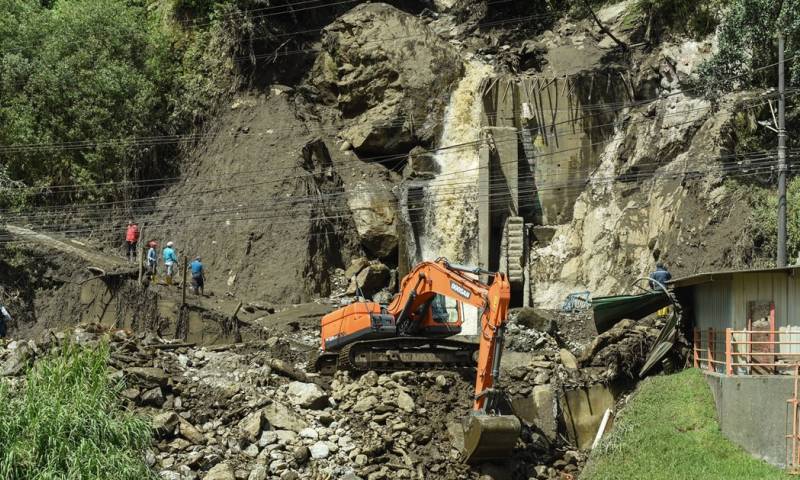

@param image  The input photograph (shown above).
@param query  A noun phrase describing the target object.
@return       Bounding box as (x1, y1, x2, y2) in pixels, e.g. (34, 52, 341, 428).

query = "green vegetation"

(631, 0, 720, 40)
(583, 369, 790, 480)
(0, 343, 154, 479)
(733, 177, 800, 265)
(699, 0, 800, 91)
(0, 0, 253, 206)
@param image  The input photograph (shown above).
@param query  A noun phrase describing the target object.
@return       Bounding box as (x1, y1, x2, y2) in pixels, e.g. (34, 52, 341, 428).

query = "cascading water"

(418, 60, 493, 265)
(417, 60, 493, 335)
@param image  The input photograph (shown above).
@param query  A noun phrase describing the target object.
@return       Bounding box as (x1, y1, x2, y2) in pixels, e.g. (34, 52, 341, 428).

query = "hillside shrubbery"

(0, 0, 246, 206)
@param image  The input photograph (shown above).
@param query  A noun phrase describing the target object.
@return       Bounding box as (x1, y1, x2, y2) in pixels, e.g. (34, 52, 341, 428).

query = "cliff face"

(7, 1, 772, 329)
(162, 1, 763, 308)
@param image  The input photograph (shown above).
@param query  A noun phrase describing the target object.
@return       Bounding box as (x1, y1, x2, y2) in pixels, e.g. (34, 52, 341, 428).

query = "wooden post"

(725, 328, 733, 376)
(707, 328, 714, 372)
(693, 328, 700, 368)
(137, 226, 145, 285)
(181, 257, 188, 306)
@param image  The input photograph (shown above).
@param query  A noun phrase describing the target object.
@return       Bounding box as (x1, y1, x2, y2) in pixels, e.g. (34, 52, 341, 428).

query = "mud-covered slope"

(146, 93, 364, 304)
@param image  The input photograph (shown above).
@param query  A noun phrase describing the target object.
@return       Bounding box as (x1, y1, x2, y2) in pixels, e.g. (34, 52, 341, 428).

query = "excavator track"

(335, 337, 478, 372)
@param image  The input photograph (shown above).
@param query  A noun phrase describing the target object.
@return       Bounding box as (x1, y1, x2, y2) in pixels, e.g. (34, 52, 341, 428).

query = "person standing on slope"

(163, 241, 178, 285)
(0, 304, 11, 338)
(146, 240, 158, 281)
(125, 221, 140, 263)
(190, 256, 205, 296)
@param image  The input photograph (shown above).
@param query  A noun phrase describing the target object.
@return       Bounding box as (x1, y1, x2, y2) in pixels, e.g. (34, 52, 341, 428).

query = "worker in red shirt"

(125, 221, 140, 263)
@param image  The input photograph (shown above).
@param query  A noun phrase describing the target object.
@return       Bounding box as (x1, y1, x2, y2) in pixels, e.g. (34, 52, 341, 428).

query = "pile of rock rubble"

(0, 307, 667, 480)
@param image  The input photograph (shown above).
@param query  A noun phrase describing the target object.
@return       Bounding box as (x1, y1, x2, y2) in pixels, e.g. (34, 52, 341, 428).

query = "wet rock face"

(311, 3, 464, 154)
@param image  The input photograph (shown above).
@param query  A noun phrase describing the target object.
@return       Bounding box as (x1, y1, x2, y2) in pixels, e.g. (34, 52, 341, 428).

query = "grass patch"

(0, 343, 155, 480)
(582, 369, 791, 480)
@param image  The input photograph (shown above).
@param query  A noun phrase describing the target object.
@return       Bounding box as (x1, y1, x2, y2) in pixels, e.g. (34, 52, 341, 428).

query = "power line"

(1, 86, 791, 202)
(0, 157, 784, 241)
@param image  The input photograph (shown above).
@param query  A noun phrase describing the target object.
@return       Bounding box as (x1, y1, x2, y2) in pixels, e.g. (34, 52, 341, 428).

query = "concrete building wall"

(705, 373, 794, 467)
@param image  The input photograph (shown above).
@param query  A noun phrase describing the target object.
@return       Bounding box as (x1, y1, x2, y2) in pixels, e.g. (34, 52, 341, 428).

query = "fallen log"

(268, 358, 311, 383)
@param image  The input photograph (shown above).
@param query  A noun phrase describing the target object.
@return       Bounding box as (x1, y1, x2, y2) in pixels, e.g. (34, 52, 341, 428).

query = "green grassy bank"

(0, 343, 154, 479)
(582, 369, 791, 480)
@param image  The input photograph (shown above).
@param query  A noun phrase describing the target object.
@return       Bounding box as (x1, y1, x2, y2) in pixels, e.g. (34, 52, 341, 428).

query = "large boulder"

(347, 181, 399, 258)
(264, 402, 309, 432)
(285, 381, 330, 410)
(205, 462, 235, 480)
(310, 3, 464, 153)
(347, 262, 391, 298)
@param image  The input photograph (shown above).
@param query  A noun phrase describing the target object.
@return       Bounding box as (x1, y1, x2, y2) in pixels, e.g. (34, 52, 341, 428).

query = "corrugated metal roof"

(670, 265, 800, 288)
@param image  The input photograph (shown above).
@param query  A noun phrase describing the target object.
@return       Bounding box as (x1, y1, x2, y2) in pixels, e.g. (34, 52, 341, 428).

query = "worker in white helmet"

(162, 241, 178, 285)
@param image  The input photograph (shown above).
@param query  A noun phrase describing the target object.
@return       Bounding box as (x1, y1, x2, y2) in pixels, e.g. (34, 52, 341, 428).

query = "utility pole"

(778, 31, 788, 267)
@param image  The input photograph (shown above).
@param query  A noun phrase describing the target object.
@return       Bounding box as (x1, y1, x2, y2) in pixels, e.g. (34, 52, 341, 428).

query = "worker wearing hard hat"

(125, 221, 140, 263)
(163, 241, 178, 285)
(146, 240, 158, 281)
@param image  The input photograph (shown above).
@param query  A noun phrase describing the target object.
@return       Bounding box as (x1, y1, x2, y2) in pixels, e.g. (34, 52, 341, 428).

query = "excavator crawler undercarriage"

(314, 337, 478, 374)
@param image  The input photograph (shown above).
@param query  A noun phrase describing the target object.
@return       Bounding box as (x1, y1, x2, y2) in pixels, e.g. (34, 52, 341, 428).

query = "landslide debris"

(0, 309, 667, 480)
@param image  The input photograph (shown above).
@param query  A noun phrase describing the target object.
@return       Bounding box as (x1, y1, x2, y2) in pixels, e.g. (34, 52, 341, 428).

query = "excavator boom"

(316, 258, 520, 463)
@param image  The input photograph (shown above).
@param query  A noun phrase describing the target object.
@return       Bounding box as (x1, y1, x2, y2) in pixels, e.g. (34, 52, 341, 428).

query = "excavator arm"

(385, 259, 512, 411)
(385, 259, 520, 462)
(317, 258, 520, 463)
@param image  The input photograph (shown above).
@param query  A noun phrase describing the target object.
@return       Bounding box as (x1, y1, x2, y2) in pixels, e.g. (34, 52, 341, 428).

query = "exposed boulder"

(205, 462, 235, 480)
(285, 381, 330, 410)
(402, 146, 438, 180)
(347, 262, 391, 298)
(263, 402, 309, 432)
(239, 410, 265, 443)
(311, 3, 464, 153)
(347, 181, 399, 259)
(152, 411, 179, 438)
(1, 342, 33, 376)
(344, 257, 370, 279)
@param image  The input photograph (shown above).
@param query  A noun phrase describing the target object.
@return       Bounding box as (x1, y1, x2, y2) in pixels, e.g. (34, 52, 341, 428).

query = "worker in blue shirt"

(163, 241, 178, 285)
(649, 262, 672, 290)
(190, 256, 205, 296)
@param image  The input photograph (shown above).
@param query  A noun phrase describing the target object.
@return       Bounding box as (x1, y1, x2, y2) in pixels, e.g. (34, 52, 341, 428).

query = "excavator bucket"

(462, 414, 521, 464)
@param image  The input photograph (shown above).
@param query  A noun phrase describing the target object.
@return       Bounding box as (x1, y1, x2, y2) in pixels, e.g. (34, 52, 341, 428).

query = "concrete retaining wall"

(705, 373, 795, 467)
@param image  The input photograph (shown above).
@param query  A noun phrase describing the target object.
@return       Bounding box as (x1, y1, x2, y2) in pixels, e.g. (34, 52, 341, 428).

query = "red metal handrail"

(694, 327, 800, 376)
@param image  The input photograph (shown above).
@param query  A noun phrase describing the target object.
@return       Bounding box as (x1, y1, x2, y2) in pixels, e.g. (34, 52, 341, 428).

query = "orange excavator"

(315, 258, 521, 463)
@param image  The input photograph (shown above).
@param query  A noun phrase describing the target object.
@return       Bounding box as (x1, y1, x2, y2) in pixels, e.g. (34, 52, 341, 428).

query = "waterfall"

(418, 60, 493, 265)
(415, 60, 492, 336)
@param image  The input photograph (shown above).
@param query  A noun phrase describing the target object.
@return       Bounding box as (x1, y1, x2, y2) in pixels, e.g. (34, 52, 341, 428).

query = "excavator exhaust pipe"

(462, 414, 521, 464)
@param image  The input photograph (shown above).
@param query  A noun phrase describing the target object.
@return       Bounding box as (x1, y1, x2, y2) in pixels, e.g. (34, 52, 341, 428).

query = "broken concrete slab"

(559, 384, 616, 449)
(512, 384, 557, 442)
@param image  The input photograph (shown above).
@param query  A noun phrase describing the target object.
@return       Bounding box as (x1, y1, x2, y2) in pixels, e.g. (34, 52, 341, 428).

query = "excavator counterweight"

(316, 258, 520, 463)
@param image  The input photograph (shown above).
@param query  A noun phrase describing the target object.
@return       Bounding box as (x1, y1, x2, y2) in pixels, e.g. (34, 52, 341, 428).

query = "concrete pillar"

(478, 136, 491, 272)
(488, 126, 520, 215)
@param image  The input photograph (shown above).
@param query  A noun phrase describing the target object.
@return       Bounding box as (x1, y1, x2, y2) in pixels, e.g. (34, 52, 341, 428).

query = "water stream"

(417, 60, 492, 335)
(418, 60, 493, 265)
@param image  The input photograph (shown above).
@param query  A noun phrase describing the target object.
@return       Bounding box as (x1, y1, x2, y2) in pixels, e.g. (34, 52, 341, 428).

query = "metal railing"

(694, 327, 800, 375)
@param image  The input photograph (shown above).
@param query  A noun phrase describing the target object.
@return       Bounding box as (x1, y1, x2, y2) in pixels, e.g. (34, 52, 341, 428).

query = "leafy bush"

(632, 0, 721, 41)
(0, 343, 155, 479)
(699, 0, 800, 92)
(0, 0, 246, 207)
(734, 176, 800, 265)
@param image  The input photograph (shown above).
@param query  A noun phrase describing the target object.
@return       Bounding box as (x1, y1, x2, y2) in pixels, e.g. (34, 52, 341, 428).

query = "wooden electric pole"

(778, 32, 788, 267)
